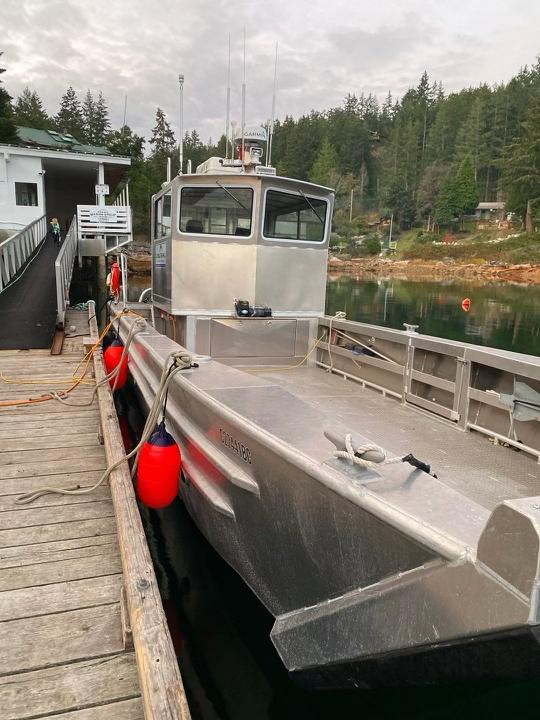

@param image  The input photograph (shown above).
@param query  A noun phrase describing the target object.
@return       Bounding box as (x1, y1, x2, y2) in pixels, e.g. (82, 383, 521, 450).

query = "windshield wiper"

(216, 181, 250, 213)
(299, 190, 324, 225)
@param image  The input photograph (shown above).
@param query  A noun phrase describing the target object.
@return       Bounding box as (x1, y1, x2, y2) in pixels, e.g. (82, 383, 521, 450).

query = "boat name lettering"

(219, 429, 252, 464)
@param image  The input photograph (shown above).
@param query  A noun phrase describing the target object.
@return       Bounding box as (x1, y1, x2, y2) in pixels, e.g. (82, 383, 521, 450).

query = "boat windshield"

(263, 189, 327, 242)
(179, 186, 253, 236)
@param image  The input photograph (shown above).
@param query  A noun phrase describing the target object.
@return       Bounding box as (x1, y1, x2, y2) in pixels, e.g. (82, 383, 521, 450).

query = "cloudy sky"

(1, 0, 539, 145)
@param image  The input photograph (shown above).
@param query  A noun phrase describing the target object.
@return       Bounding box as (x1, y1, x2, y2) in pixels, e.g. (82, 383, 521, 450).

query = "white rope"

(333, 433, 403, 469)
(16, 350, 193, 505)
(326, 310, 346, 373)
(50, 319, 146, 407)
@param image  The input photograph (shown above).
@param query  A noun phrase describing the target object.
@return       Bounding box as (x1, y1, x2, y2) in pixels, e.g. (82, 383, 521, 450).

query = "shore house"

(0, 126, 130, 234)
(475, 201, 506, 222)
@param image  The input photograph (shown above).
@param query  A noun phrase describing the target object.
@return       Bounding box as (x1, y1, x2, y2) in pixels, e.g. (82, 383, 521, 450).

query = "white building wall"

(0, 153, 45, 230)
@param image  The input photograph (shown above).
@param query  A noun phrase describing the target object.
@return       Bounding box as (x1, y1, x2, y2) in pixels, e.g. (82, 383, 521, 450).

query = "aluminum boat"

(115, 133, 540, 689)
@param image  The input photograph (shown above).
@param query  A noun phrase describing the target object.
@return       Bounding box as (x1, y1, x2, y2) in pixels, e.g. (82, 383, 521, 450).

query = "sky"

(1, 0, 540, 147)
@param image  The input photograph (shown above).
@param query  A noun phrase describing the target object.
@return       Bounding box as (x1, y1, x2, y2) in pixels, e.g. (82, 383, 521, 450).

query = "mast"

(178, 74, 184, 174)
(268, 42, 278, 166)
(241, 26, 246, 164)
(225, 33, 231, 160)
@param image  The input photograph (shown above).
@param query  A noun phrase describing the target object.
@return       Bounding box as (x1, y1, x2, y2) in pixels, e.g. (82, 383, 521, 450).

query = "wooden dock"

(0, 305, 190, 719)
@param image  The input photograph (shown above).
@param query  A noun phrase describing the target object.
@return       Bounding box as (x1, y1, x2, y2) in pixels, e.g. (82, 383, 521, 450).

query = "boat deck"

(248, 365, 540, 512)
(0, 309, 189, 720)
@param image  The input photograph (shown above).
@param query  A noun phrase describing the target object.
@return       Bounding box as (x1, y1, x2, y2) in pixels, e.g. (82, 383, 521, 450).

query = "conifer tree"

(107, 125, 144, 162)
(13, 87, 50, 129)
(149, 108, 176, 154)
(309, 137, 339, 186)
(0, 52, 19, 144)
(502, 93, 540, 232)
(454, 154, 479, 218)
(81, 90, 95, 142)
(92, 92, 111, 145)
(54, 86, 84, 139)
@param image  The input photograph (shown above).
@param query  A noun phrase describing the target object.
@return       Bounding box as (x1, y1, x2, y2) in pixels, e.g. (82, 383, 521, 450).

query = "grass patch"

(401, 232, 540, 264)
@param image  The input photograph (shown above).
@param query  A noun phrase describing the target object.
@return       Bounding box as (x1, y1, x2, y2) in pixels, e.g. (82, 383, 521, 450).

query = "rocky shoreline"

(328, 256, 540, 285)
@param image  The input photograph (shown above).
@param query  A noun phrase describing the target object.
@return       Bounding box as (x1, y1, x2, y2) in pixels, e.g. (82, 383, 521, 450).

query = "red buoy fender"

(461, 297, 471, 312)
(103, 339, 128, 390)
(136, 422, 181, 509)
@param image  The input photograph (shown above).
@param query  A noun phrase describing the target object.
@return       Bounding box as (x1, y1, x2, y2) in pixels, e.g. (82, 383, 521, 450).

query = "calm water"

(127, 272, 540, 356)
(326, 275, 540, 356)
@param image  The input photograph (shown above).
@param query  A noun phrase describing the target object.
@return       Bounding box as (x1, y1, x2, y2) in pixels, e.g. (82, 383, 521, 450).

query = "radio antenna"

(268, 42, 278, 166)
(122, 94, 128, 127)
(241, 26, 246, 165)
(225, 33, 231, 159)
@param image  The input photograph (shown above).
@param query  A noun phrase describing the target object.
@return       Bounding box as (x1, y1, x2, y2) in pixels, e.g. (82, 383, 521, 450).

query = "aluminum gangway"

(0, 215, 78, 349)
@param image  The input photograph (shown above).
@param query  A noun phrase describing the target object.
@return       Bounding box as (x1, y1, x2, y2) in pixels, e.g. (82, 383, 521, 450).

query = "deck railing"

(0, 214, 47, 293)
(318, 315, 540, 462)
(55, 215, 78, 328)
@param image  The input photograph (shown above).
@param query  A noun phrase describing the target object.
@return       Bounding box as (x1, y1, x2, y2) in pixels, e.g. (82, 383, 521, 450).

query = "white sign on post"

(88, 207, 118, 224)
(95, 183, 110, 196)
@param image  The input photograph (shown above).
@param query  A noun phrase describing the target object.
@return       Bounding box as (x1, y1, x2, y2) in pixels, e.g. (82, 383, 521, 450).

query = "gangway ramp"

(0, 216, 78, 350)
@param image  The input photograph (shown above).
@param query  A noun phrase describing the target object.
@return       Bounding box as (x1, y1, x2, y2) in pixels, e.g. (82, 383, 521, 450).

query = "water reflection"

(326, 276, 540, 356)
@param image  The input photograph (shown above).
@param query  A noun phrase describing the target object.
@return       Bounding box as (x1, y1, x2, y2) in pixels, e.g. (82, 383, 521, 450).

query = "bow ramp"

(0, 215, 78, 349)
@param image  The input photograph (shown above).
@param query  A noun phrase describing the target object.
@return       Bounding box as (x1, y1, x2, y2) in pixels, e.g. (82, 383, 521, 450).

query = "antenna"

(178, 74, 184, 174)
(241, 26, 246, 164)
(122, 94, 128, 127)
(268, 42, 278, 166)
(225, 33, 231, 160)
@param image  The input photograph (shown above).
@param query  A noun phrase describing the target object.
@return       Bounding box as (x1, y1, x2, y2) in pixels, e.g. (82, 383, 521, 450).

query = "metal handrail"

(55, 215, 78, 328)
(318, 315, 540, 462)
(0, 214, 47, 293)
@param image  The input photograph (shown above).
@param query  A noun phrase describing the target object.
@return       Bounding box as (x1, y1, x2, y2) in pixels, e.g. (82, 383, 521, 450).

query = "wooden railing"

(55, 215, 78, 328)
(0, 214, 47, 293)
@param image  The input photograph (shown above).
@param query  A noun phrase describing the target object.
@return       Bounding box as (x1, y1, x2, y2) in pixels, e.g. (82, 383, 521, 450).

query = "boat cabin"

(151, 156, 334, 359)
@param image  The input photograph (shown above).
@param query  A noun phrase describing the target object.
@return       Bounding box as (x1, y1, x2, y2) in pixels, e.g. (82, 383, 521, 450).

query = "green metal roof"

(16, 126, 111, 156)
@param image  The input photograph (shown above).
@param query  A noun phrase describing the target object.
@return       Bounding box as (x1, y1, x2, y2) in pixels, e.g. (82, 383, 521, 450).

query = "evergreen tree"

(149, 108, 175, 154)
(82, 91, 110, 145)
(502, 92, 540, 231)
(309, 137, 339, 186)
(107, 125, 144, 162)
(385, 178, 416, 229)
(13, 87, 50, 129)
(0, 52, 18, 144)
(92, 92, 111, 145)
(81, 90, 95, 142)
(54, 86, 84, 139)
(435, 178, 459, 227)
(454, 154, 479, 217)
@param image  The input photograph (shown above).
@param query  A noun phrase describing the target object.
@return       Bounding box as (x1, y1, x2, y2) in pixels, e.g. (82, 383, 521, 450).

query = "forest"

(1, 51, 540, 241)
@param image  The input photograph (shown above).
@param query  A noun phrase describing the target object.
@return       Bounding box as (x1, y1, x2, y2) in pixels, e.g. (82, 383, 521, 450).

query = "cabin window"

(154, 191, 172, 238)
(179, 186, 253, 236)
(15, 182, 38, 207)
(263, 189, 327, 242)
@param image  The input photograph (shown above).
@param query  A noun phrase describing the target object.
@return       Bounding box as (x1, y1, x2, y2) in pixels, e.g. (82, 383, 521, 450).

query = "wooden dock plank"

(38, 697, 144, 720)
(0, 574, 122, 621)
(0, 483, 110, 509)
(0, 500, 114, 530)
(0, 549, 122, 591)
(0, 445, 105, 468)
(0, 432, 101, 453)
(0, 421, 99, 440)
(0, 653, 141, 720)
(0, 470, 105, 498)
(0, 453, 107, 480)
(0, 604, 123, 674)
(0, 534, 117, 568)
(0, 516, 117, 549)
